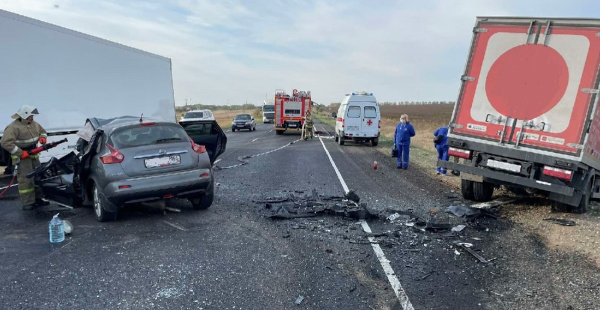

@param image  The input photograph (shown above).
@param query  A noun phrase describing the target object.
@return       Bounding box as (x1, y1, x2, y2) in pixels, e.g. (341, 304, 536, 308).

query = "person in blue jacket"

(394, 114, 416, 169)
(433, 125, 449, 175)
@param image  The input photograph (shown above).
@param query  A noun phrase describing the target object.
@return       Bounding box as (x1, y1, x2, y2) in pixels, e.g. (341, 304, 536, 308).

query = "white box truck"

(0, 9, 176, 169)
(440, 16, 600, 213)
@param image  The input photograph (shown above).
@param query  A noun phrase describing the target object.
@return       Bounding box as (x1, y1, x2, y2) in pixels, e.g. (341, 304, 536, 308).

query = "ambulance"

(334, 92, 380, 146)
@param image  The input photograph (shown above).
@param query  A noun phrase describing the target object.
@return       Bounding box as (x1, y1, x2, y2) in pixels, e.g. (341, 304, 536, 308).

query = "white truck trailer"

(440, 17, 600, 213)
(0, 9, 176, 168)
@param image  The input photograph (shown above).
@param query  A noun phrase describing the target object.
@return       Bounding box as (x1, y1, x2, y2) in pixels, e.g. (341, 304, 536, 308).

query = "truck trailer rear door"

(451, 18, 600, 156)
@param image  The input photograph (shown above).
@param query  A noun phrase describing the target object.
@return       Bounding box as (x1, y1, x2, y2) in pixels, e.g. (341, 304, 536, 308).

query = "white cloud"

(0, 0, 593, 105)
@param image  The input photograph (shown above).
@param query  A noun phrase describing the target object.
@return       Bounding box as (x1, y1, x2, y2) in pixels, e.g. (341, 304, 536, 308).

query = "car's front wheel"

(92, 183, 117, 222)
(190, 179, 214, 210)
(232, 127, 236, 132)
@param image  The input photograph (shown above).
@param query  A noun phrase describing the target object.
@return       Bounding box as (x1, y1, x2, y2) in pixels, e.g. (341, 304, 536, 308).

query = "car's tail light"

(543, 166, 572, 181)
(140, 122, 155, 126)
(341, 118, 345, 128)
(448, 147, 471, 159)
(100, 144, 124, 164)
(190, 138, 206, 154)
(378, 120, 381, 129)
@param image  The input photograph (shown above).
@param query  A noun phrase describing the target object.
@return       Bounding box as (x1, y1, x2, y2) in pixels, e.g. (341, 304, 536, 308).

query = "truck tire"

(551, 201, 572, 213)
(334, 134, 339, 142)
(338, 133, 345, 146)
(472, 181, 494, 202)
(232, 128, 236, 132)
(573, 181, 592, 214)
(461, 179, 474, 200)
(371, 137, 378, 147)
(276, 130, 283, 135)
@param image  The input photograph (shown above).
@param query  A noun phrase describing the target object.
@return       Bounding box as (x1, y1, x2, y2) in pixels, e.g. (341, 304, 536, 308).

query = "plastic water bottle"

(49, 213, 65, 243)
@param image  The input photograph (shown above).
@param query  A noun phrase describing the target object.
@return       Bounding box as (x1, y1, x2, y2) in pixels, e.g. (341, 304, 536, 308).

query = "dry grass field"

(379, 104, 454, 150)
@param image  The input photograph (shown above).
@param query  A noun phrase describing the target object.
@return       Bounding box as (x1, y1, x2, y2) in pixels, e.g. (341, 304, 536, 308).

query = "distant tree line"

(176, 103, 260, 112)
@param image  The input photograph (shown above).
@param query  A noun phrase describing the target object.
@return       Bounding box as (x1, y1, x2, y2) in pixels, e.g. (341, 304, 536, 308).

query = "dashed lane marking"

(318, 136, 414, 310)
(252, 138, 259, 142)
(162, 220, 188, 231)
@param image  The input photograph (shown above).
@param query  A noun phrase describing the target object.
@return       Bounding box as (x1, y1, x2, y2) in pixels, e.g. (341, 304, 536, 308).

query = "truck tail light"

(100, 144, 124, 164)
(342, 118, 345, 128)
(378, 120, 381, 129)
(448, 147, 471, 159)
(543, 166, 572, 181)
(190, 138, 207, 154)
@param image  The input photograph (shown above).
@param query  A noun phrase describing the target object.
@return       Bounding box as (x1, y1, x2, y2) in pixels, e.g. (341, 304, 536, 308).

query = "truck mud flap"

(440, 161, 574, 196)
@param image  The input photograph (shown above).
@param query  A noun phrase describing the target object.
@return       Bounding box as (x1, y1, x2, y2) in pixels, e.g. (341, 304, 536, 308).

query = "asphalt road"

(1, 120, 597, 309)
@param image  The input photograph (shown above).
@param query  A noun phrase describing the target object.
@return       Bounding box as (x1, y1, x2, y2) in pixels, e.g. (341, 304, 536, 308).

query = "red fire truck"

(274, 89, 311, 135)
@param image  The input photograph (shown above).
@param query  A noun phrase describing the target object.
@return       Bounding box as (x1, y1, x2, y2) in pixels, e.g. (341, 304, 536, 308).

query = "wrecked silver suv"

(28, 116, 227, 222)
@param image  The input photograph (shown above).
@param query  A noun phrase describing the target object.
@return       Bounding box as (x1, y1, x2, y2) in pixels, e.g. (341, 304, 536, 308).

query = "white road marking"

(0, 183, 17, 191)
(318, 137, 414, 310)
(162, 220, 188, 231)
(270, 129, 273, 133)
(252, 138, 259, 142)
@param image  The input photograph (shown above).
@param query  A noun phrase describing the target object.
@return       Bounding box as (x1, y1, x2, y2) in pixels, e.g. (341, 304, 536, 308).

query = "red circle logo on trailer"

(485, 44, 569, 120)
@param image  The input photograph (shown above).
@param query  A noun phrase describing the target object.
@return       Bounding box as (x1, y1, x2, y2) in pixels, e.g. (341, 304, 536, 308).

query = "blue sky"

(1, 0, 598, 106)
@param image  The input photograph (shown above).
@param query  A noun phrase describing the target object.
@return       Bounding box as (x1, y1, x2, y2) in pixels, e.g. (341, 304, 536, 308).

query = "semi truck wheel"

(573, 181, 592, 214)
(461, 179, 474, 200)
(472, 181, 494, 202)
(551, 201, 572, 213)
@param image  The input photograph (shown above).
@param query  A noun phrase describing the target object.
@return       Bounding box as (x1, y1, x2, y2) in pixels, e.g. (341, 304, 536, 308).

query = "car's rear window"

(184, 112, 204, 118)
(109, 124, 187, 148)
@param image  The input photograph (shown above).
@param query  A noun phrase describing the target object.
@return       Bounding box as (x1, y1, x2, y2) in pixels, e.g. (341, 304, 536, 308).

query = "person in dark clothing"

(434, 126, 449, 175)
(394, 114, 416, 169)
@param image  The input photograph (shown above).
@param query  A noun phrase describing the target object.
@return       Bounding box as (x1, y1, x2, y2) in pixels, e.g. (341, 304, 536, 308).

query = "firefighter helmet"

(11, 105, 39, 119)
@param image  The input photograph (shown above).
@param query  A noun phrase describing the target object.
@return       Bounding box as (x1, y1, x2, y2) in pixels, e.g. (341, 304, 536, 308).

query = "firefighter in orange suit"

(0, 105, 49, 210)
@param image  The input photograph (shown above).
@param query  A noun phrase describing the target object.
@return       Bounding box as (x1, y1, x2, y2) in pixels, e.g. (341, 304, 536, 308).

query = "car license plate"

(348, 126, 359, 131)
(237, 125, 245, 127)
(145, 155, 181, 168)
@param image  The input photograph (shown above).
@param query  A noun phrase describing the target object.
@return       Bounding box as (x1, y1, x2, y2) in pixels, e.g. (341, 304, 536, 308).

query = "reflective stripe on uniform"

(11, 155, 18, 160)
(15, 136, 39, 144)
(9, 146, 18, 154)
(40, 133, 48, 138)
(19, 188, 35, 194)
(30, 154, 39, 159)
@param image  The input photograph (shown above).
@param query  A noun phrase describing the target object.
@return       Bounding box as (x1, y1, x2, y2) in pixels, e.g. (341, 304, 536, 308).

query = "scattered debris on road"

(543, 218, 577, 226)
(259, 189, 377, 220)
(446, 205, 499, 219)
(454, 241, 495, 264)
(295, 295, 304, 305)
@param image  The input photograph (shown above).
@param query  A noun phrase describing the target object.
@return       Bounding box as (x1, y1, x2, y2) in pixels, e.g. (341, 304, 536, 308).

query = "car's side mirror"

(251, 118, 254, 121)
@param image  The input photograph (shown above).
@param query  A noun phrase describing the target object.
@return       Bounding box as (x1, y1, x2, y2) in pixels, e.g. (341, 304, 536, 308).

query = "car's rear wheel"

(371, 137, 378, 147)
(92, 183, 117, 222)
(338, 133, 345, 145)
(190, 179, 214, 210)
